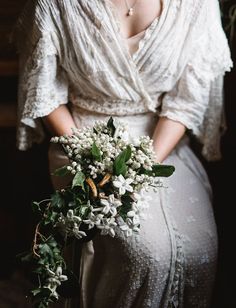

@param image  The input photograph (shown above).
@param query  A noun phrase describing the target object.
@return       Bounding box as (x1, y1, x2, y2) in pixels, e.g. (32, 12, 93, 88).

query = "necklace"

(124, 0, 139, 16)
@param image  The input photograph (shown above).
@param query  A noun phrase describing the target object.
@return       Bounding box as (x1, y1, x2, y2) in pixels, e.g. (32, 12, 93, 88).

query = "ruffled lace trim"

(131, 16, 160, 62)
(188, 25, 233, 83)
(159, 108, 202, 138)
(20, 34, 68, 121)
(160, 14, 233, 161)
(190, 22, 233, 161)
(17, 33, 68, 150)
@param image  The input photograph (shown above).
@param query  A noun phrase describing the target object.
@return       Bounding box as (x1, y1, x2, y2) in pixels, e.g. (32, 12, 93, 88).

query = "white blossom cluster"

(45, 266, 68, 299)
(56, 209, 87, 239)
(51, 121, 129, 177)
(51, 118, 164, 238)
(51, 122, 157, 184)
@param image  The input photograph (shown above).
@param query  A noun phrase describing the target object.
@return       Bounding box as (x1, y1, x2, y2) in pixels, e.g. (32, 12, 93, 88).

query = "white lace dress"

(13, 0, 233, 307)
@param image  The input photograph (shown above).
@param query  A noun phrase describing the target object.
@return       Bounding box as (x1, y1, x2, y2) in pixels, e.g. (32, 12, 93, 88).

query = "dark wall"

(0, 0, 53, 279)
(206, 3, 236, 307)
(210, 36, 236, 308)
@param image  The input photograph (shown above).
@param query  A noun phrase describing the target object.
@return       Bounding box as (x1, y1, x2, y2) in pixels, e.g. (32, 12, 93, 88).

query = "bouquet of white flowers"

(21, 117, 174, 307)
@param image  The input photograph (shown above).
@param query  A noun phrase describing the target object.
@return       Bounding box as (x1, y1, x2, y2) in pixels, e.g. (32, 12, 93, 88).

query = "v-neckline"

(128, 16, 160, 60)
(103, 0, 166, 61)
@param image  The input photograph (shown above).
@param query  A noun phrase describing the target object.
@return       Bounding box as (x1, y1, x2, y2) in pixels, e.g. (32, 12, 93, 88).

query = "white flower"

(127, 210, 135, 217)
(119, 224, 133, 237)
(72, 225, 87, 239)
(112, 120, 129, 141)
(133, 214, 140, 225)
(132, 190, 151, 210)
(127, 210, 140, 225)
(132, 161, 141, 169)
(49, 119, 162, 242)
(51, 136, 59, 143)
(72, 161, 77, 167)
(119, 222, 139, 237)
(56, 210, 86, 239)
(100, 194, 122, 216)
(113, 175, 133, 195)
(47, 266, 68, 283)
(46, 266, 68, 299)
(97, 217, 117, 237)
(83, 212, 104, 229)
(66, 209, 82, 224)
(119, 214, 140, 237)
(126, 215, 140, 228)
(130, 137, 140, 147)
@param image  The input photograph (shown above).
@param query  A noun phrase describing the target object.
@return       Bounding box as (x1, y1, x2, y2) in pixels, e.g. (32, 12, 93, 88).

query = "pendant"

(127, 7, 134, 16)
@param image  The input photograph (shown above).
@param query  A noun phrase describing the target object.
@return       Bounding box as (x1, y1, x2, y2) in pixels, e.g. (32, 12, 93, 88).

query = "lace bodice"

(13, 0, 233, 160)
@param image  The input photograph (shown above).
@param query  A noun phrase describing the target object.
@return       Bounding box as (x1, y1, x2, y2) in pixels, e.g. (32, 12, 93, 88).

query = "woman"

(14, 0, 232, 307)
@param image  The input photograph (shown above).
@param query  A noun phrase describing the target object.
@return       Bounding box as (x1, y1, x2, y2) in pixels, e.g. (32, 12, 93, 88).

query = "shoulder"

(16, 0, 65, 33)
(184, 0, 206, 22)
(183, 0, 221, 28)
(13, 0, 65, 50)
(189, 0, 221, 20)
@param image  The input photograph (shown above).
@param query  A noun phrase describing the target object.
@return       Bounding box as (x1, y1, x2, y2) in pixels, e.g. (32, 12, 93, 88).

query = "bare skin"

(43, 105, 76, 137)
(43, 0, 186, 163)
(112, 0, 163, 38)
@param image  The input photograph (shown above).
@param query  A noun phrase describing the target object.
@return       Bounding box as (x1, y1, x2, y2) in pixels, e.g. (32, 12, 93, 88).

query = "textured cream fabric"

(14, 0, 232, 160)
(121, 16, 159, 56)
(123, 30, 146, 56)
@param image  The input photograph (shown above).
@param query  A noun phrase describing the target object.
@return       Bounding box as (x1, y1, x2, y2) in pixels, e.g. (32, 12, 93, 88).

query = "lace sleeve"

(159, 0, 233, 161)
(14, 0, 69, 150)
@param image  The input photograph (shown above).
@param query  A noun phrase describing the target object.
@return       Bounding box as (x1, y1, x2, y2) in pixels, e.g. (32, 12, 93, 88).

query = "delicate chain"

(124, 0, 139, 16)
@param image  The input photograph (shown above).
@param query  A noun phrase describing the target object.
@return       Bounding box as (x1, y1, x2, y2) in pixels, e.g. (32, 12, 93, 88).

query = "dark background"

(0, 1, 235, 307)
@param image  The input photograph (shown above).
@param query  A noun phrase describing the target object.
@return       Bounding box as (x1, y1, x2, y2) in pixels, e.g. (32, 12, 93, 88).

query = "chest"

(110, 0, 163, 38)
(60, 0, 195, 90)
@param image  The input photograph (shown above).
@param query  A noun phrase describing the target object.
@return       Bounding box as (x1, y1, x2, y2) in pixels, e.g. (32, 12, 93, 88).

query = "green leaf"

(119, 164, 127, 177)
(107, 117, 116, 136)
(144, 164, 175, 177)
(38, 243, 51, 255)
(124, 145, 132, 162)
(118, 195, 132, 218)
(113, 146, 131, 176)
(91, 143, 102, 161)
(37, 287, 52, 298)
(72, 171, 85, 189)
(44, 211, 58, 225)
(52, 165, 70, 177)
(113, 156, 126, 176)
(38, 259, 47, 266)
(47, 238, 58, 248)
(31, 288, 41, 296)
(51, 192, 65, 209)
(79, 205, 91, 217)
